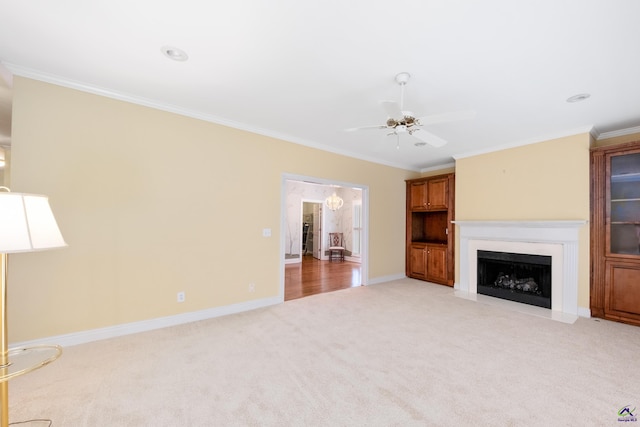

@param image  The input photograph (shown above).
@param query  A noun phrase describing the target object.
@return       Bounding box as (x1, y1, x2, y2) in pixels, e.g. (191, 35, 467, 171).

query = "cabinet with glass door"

(591, 142, 640, 326)
(609, 152, 640, 255)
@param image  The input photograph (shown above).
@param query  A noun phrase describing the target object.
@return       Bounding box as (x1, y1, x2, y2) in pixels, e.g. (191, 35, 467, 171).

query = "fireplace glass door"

(610, 152, 640, 255)
(477, 250, 552, 309)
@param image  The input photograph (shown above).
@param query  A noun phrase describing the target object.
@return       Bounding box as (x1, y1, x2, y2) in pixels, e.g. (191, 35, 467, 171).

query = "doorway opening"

(281, 174, 368, 301)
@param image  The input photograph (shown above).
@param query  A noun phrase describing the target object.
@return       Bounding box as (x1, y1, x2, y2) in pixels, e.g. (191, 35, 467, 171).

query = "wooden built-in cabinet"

(408, 243, 448, 283)
(591, 141, 640, 326)
(406, 174, 455, 286)
(409, 176, 449, 211)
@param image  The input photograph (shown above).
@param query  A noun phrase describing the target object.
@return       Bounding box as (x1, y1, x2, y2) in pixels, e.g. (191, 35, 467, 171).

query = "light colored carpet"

(9, 278, 640, 426)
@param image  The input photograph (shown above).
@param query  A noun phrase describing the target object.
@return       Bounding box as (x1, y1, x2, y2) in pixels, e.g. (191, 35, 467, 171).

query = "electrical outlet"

(248, 283, 256, 293)
(177, 291, 185, 303)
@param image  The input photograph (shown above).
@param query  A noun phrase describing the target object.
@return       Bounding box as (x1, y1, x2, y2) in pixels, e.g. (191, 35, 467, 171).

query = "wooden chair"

(328, 233, 345, 262)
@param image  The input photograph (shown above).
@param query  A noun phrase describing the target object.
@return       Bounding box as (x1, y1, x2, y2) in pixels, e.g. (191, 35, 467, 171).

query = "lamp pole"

(0, 253, 9, 427)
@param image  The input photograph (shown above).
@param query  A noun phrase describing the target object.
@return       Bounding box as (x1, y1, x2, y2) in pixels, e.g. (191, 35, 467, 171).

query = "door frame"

(301, 200, 325, 260)
(280, 173, 369, 301)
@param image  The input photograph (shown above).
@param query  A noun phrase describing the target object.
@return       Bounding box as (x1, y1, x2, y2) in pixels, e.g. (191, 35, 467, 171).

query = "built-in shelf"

(611, 172, 640, 182)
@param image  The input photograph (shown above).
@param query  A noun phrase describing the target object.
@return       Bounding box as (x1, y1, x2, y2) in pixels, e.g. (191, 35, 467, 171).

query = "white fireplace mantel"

(453, 220, 587, 322)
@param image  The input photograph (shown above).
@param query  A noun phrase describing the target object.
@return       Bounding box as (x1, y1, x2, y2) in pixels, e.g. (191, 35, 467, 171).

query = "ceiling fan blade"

(411, 128, 448, 147)
(418, 110, 476, 126)
(381, 101, 404, 120)
(345, 124, 388, 132)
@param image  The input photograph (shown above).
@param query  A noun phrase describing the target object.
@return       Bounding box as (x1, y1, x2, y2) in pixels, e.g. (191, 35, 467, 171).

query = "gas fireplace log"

(493, 273, 539, 293)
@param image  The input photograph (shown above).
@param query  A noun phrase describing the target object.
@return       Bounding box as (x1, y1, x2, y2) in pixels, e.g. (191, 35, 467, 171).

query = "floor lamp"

(0, 189, 66, 427)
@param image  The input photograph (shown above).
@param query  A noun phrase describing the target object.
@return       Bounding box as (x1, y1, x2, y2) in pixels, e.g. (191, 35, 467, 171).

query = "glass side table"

(0, 345, 62, 383)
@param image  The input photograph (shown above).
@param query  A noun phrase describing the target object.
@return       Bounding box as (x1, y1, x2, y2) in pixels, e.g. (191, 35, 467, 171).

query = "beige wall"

(454, 133, 591, 308)
(9, 77, 417, 342)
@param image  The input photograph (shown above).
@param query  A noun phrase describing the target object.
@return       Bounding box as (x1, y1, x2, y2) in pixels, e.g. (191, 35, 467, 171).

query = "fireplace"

(477, 250, 552, 309)
(453, 220, 587, 322)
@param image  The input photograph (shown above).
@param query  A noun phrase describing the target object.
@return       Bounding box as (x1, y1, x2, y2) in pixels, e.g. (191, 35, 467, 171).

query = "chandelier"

(325, 192, 344, 211)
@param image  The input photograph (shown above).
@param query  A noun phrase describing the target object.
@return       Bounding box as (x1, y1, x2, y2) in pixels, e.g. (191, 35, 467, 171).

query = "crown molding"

(420, 161, 455, 173)
(0, 63, 12, 88)
(4, 63, 422, 173)
(596, 125, 640, 140)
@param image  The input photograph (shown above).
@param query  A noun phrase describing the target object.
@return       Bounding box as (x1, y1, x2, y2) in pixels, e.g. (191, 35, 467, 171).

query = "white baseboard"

(12, 295, 282, 349)
(367, 273, 406, 285)
(577, 307, 591, 318)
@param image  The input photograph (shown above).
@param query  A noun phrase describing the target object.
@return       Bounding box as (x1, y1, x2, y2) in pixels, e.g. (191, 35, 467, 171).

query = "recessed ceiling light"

(566, 93, 590, 103)
(161, 46, 189, 62)
(414, 142, 427, 147)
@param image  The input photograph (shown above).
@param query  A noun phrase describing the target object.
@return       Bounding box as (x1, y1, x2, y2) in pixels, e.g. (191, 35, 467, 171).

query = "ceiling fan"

(347, 72, 475, 149)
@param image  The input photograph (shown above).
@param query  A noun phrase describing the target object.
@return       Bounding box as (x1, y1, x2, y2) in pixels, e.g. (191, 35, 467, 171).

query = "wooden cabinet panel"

(408, 244, 448, 284)
(605, 261, 640, 325)
(410, 181, 428, 211)
(427, 177, 448, 210)
(408, 178, 448, 211)
(425, 245, 448, 283)
(409, 244, 427, 279)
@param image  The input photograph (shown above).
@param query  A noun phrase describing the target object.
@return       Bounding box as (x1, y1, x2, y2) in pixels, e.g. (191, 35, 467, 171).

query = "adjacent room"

(0, 1, 639, 426)
(284, 178, 364, 300)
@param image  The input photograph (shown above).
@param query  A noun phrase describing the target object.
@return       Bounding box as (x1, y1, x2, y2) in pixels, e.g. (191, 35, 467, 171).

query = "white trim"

(452, 127, 594, 161)
(368, 273, 406, 285)
(578, 307, 591, 318)
(0, 63, 12, 88)
(420, 162, 455, 173)
(11, 295, 282, 349)
(596, 125, 640, 140)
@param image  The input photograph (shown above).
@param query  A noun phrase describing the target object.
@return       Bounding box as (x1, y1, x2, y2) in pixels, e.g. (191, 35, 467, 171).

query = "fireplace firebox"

(477, 250, 552, 309)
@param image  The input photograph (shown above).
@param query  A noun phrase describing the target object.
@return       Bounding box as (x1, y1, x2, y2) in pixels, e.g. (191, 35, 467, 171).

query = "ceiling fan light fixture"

(395, 72, 411, 85)
(347, 72, 474, 150)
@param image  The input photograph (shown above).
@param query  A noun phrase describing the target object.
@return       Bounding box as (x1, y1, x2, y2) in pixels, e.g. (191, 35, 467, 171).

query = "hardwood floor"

(285, 255, 362, 301)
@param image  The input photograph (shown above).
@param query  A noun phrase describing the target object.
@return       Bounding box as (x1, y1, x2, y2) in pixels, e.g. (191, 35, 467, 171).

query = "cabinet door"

(425, 245, 448, 283)
(608, 151, 640, 255)
(605, 260, 640, 325)
(427, 177, 448, 210)
(409, 245, 427, 279)
(410, 182, 428, 211)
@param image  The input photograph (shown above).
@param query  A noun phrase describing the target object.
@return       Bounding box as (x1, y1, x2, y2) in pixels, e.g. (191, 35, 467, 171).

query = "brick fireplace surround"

(453, 220, 587, 324)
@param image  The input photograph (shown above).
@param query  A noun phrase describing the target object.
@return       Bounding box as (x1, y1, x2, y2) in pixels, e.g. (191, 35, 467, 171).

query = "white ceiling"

(1, 0, 640, 171)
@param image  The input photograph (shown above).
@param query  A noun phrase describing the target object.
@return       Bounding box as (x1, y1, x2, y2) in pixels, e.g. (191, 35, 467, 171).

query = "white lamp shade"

(0, 192, 66, 253)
